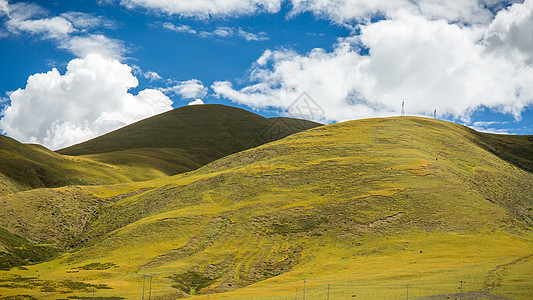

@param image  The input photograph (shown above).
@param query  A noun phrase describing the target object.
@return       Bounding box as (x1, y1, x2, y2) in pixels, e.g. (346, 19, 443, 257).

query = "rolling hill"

(0, 116, 531, 299)
(0, 105, 321, 194)
(0, 135, 133, 195)
(57, 104, 322, 180)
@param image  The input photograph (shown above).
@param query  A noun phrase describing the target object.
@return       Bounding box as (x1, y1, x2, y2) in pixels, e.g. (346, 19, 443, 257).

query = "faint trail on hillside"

(368, 212, 406, 228)
(485, 253, 533, 291)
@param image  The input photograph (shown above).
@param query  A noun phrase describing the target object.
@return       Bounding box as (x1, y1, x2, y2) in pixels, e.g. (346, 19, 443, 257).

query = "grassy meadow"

(0, 116, 531, 299)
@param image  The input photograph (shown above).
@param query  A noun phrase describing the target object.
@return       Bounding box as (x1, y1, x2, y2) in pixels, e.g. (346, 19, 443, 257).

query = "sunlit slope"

(58, 105, 322, 178)
(0, 135, 133, 195)
(1, 117, 532, 299)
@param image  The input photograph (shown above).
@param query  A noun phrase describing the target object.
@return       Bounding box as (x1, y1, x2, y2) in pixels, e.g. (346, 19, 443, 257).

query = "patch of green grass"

(169, 270, 215, 295)
(0, 228, 61, 270)
(75, 263, 117, 270)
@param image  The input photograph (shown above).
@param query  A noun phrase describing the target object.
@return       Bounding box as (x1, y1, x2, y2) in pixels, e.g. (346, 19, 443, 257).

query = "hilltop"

(58, 104, 321, 180)
(0, 116, 531, 299)
(0, 105, 320, 194)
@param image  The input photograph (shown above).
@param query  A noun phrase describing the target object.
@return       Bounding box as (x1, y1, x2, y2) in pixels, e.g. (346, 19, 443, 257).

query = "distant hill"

(58, 104, 322, 180)
(0, 135, 132, 195)
(0, 105, 320, 193)
(1, 116, 531, 299)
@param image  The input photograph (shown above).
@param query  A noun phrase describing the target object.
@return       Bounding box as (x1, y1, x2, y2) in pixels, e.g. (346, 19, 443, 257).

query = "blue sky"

(0, 0, 532, 149)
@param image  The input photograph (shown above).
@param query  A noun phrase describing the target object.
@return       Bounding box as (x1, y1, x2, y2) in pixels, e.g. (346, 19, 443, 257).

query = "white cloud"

(131, 65, 163, 81)
(0, 0, 9, 17)
(3, 3, 110, 38)
(0, 54, 173, 150)
(290, 0, 498, 24)
(484, 0, 533, 63)
(144, 71, 162, 81)
(213, 7, 533, 123)
(163, 23, 269, 41)
(61, 12, 115, 30)
(188, 99, 205, 106)
(117, 0, 503, 24)
(7, 15, 74, 38)
(469, 121, 513, 134)
(60, 34, 126, 60)
(162, 79, 208, 100)
(237, 28, 268, 41)
(162, 22, 196, 34)
(118, 0, 283, 18)
(117, 0, 530, 33)
(199, 26, 233, 38)
(1, 1, 125, 59)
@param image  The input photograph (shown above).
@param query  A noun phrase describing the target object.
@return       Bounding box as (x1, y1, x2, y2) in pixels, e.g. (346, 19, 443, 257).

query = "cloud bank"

(119, 0, 532, 123)
(116, 0, 519, 24)
(212, 0, 533, 123)
(118, 0, 283, 18)
(0, 54, 173, 149)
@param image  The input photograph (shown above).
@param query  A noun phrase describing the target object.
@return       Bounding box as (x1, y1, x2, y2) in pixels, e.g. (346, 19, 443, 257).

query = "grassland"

(1, 105, 319, 195)
(0, 116, 531, 299)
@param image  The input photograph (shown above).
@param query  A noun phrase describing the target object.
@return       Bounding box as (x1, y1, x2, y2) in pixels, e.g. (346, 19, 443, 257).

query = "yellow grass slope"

(0, 117, 532, 300)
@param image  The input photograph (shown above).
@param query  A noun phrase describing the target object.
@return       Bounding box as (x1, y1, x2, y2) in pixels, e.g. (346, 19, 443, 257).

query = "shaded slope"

(472, 131, 533, 173)
(0, 227, 60, 270)
(58, 105, 322, 178)
(0, 135, 133, 195)
(0, 117, 531, 299)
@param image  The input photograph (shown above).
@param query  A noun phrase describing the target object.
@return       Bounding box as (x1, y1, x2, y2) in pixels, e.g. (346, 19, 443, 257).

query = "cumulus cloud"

(213, 4, 533, 123)
(118, 0, 283, 18)
(161, 79, 208, 100)
(290, 0, 516, 24)
(0, 54, 173, 149)
(188, 99, 205, 106)
(484, 0, 533, 62)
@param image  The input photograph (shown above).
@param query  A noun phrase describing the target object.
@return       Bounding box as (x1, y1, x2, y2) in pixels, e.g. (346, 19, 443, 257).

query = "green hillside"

(0, 105, 320, 194)
(0, 117, 531, 299)
(0, 135, 134, 195)
(58, 105, 321, 179)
